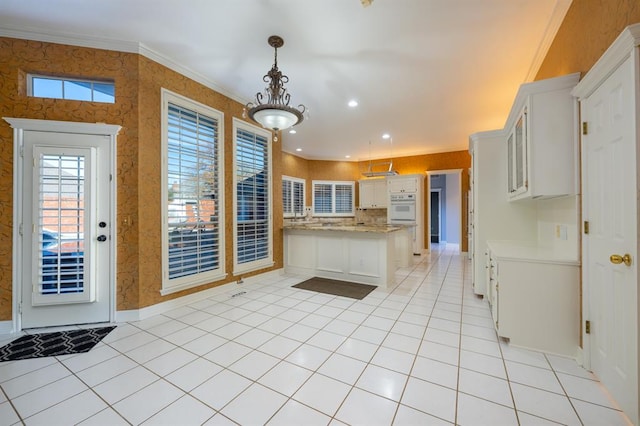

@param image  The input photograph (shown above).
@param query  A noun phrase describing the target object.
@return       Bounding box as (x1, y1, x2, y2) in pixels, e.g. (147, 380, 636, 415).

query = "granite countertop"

(284, 222, 403, 233)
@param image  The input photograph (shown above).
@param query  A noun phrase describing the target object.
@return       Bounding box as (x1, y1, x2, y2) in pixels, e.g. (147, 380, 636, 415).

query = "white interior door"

(582, 55, 638, 423)
(20, 130, 112, 329)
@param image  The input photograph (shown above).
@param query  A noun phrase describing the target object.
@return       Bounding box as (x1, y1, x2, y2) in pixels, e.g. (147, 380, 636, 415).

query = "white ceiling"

(0, 0, 571, 161)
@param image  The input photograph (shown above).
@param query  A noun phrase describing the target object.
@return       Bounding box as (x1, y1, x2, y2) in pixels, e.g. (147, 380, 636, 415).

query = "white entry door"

(582, 55, 638, 422)
(18, 128, 113, 329)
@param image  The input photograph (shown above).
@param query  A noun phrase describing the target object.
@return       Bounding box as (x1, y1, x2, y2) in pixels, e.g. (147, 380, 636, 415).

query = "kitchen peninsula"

(283, 222, 411, 287)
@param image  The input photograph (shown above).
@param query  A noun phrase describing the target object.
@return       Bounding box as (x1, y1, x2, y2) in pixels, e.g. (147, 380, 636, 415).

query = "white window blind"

(335, 183, 354, 214)
(234, 120, 272, 271)
(312, 181, 355, 217)
(282, 175, 305, 217)
(38, 154, 85, 295)
(162, 90, 224, 294)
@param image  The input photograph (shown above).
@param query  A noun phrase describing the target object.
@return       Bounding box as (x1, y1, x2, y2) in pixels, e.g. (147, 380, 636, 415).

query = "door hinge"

(18, 302, 22, 315)
(582, 122, 588, 135)
(18, 223, 23, 236)
(584, 221, 589, 234)
(585, 320, 591, 334)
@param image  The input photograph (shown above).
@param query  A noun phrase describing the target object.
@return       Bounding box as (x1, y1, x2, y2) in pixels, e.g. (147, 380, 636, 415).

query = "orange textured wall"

(0, 37, 283, 320)
(0, 38, 139, 319)
(135, 56, 283, 308)
(536, 0, 640, 80)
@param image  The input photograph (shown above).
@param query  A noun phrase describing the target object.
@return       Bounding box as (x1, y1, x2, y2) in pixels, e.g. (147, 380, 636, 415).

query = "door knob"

(610, 253, 632, 266)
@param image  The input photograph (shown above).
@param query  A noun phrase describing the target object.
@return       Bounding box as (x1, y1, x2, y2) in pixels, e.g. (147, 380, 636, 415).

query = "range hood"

(361, 160, 399, 177)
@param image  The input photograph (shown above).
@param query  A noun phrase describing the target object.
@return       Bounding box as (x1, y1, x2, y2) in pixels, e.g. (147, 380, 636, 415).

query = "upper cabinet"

(359, 178, 387, 208)
(505, 73, 580, 201)
(387, 175, 419, 193)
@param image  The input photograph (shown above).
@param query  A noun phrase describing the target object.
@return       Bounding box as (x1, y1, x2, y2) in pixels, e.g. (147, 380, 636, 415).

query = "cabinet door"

(360, 180, 387, 208)
(388, 177, 417, 193)
(491, 266, 499, 330)
(359, 181, 375, 208)
(507, 107, 528, 198)
(372, 180, 387, 207)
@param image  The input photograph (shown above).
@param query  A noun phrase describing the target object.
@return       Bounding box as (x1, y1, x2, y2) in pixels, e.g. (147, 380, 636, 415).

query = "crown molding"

(572, 23, 640, 99)
(0, 24, 139, 53)
(524, 0, 573, 82)
(0, 25, 249, 105)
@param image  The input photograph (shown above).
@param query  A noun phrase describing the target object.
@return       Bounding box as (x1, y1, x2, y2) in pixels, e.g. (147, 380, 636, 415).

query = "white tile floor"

(0, 245, 633, 425)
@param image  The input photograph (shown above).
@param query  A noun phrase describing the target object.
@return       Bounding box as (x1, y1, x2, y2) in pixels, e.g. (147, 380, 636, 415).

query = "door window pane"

(38, 154, 85, 295)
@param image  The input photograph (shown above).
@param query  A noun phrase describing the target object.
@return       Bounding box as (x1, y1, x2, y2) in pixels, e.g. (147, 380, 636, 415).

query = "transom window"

(161, 89, 224, 295)
(28, 74, 115, 103)
(282, 175, 305, 218)
(312, 180, 355, 217)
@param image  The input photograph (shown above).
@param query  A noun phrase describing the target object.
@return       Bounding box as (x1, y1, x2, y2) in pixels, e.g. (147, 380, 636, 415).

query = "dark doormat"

(292, 277, 377, 300)
(0, 326, 116, 362)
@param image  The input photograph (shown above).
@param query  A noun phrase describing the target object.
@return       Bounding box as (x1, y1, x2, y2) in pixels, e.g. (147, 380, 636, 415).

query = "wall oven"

(388, 193, 416, 222)
(388, 193, 419, 254)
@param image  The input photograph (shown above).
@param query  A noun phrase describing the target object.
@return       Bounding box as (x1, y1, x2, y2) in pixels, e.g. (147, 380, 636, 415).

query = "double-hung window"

(233, 118, 273, 273)
(312, 180, 355, 217)
(161, 89, 224, 295)
(282, 175, 305, 218)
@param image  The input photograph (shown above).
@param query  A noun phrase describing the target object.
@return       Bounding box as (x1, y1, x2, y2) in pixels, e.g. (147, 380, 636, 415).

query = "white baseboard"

(116, 269, 284, 323)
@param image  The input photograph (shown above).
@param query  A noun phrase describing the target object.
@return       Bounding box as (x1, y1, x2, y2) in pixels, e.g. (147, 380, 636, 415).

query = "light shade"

(250, 105, 302, 131)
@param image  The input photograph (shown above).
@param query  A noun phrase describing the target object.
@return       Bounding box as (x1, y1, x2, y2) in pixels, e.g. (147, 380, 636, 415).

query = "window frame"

(312, 180, 355, 217)
(282, 175, 306, 218)
(160, 89, 225, 295)
(232, 118, 274, 275)
(27, 74, 115, 103)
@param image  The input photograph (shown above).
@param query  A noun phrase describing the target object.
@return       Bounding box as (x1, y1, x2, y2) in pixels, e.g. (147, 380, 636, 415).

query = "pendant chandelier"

(244, 35, 306, 138)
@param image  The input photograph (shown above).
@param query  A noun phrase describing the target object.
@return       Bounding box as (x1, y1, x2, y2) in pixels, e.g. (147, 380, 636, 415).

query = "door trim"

(571, 22, 640, 375)
(4, 118, 121, 332)
(426, 169, 463, 250)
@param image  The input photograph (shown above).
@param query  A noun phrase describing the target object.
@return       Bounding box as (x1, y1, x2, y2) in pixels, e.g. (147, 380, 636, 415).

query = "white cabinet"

(283, 227, 406, 287)
(359, 178, 387, 208)
(387, 176, 418, 193)
(486, 241, 580, 356)
(505, 73, 580, 201)
(387, 174, 425, 254)
(469, 130, 537, 296)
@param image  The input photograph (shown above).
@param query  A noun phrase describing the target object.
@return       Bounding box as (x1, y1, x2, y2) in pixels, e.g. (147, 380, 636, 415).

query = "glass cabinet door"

(507, 106, 528, 198)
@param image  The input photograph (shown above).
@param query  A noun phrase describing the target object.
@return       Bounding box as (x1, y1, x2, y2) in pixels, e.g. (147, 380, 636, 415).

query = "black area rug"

(0, 326, 116, 362)
(292, 277, 377, 300)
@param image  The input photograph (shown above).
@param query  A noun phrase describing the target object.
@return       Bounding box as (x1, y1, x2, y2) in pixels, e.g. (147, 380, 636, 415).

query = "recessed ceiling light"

(382, 133, 391, 139)
(289, 129, 297, 134)
(348, 100, 358, 108)
(296, 148, 302, 152)
(345, 155, 351, 158)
